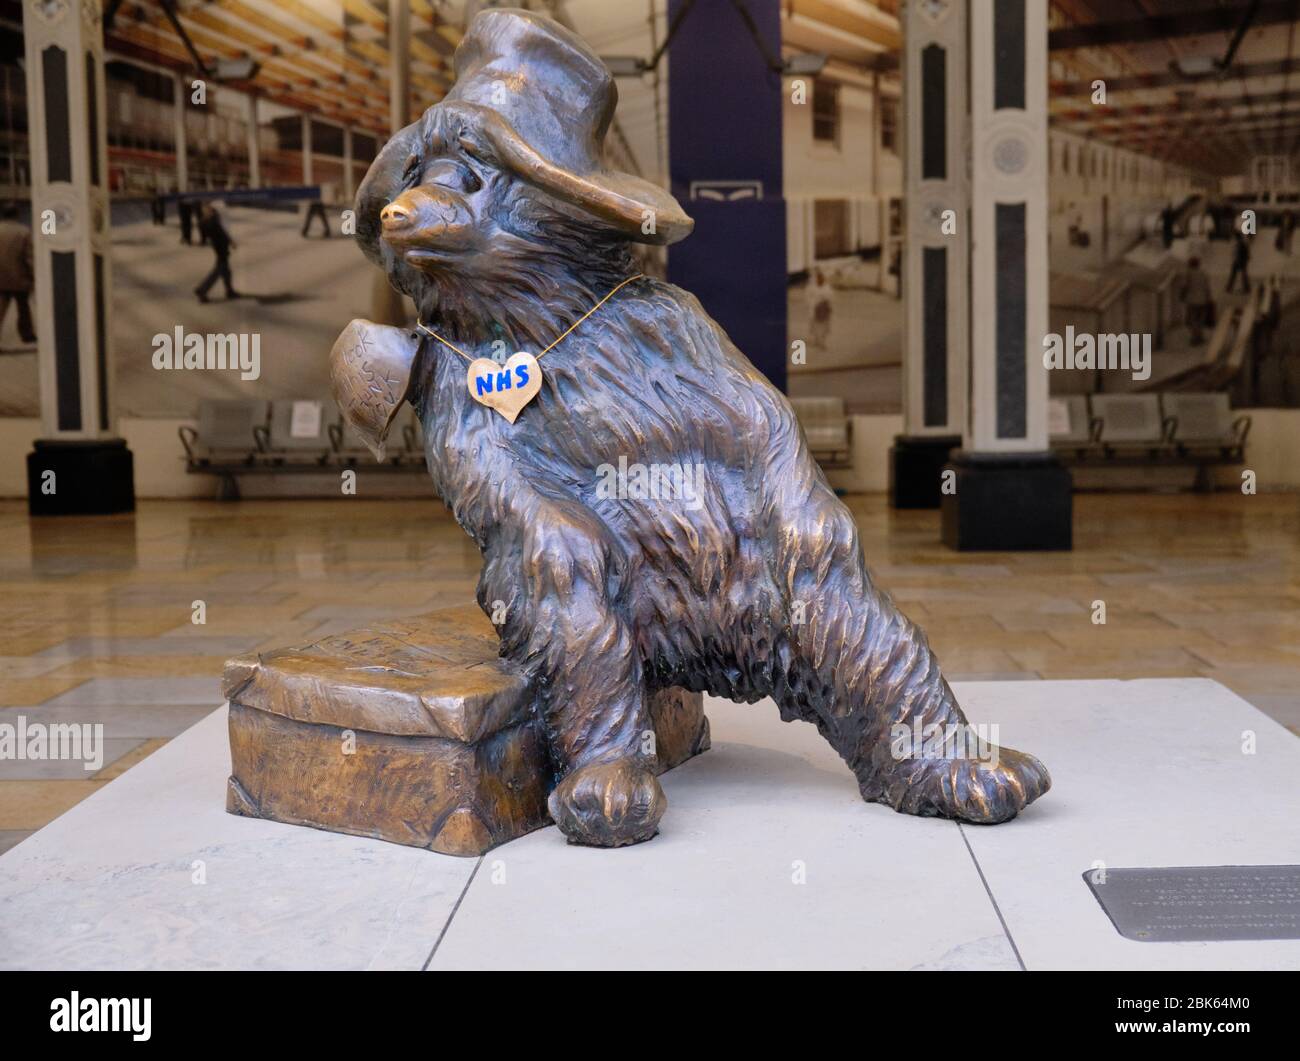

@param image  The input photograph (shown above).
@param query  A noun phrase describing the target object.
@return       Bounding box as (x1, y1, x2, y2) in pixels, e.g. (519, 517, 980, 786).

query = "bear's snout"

(379, 200, 413, 229)
(380, 186, 474, 260)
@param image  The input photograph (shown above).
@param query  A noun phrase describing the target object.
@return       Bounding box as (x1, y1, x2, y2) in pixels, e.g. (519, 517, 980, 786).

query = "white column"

(301, 112, 312, 185)
(966, 0, 1050, 453)
(940, 0, 1069, 550)
(22, 0, 116, 440)
(871, 72, 881, 199)
(343, 125, 354, 204)
(389, 0, 411, 133)
(245, 93, 260, 189)
(872, 73, 887, 292)
(172, 70, 188, 192)
(901, 0, 968, 439)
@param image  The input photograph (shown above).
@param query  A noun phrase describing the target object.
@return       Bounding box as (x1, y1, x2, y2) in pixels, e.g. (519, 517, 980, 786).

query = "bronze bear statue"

(333, 8, 1049, 848)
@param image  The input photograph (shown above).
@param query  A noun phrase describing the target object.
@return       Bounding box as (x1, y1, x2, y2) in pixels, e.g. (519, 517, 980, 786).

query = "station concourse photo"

(0, 0, 1298, 990)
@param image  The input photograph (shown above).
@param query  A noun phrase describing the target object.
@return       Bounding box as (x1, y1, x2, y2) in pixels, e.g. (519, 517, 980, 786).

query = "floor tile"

(0, 735, 145, 780)
(0, 779, 109, 830)
(0, 831, 32, 856)
(0, 493, 1297, 845)
(0, 677, 88, 707)
(41, 678, 223, 707)
(958, 679, 1300, 970)
(33, 635, 265, 661)
(5, 702, 221, 741)
(0, 710, 475, 970)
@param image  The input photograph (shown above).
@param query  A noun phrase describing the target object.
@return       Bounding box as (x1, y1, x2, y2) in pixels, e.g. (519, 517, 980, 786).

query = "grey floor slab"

(2, 678, 1295, 970)
(956, 678, 1300, 971)
(0, 708, 477, 970)
(429, 695, 1016, 971)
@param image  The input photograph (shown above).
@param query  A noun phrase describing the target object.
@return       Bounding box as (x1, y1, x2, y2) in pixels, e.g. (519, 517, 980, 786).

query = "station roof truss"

(1048, 0, 1300, 177)
(102, 0, 462, 137)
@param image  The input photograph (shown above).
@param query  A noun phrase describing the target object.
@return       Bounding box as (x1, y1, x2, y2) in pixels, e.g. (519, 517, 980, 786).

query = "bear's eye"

(423, 158, 481, 194)
(400, 154, 421, 186)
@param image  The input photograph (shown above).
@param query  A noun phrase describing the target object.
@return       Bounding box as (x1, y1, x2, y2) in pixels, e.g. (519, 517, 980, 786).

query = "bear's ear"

(330, 319, 423, 461)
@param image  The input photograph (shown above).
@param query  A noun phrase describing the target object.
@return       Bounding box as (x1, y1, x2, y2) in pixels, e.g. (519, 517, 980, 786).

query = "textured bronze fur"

(347, 9, 1050, 847)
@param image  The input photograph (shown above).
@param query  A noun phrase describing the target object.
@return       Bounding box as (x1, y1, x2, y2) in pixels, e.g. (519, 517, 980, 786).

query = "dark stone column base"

(889, 434, 961, 509)
(941, 450, 1072, 551)
(27, 439, 136, 516)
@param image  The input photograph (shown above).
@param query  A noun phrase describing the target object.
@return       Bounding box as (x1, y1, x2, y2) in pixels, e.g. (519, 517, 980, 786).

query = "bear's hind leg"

(484, 506, 665, 847)
(766, 486, 1050, 824)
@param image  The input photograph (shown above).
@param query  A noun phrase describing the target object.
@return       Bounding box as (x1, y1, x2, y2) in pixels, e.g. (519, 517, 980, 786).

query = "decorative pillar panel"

(389, 0, 411, 133)
(891, 0, 967, 509)
(22, 0, 133, 514)
(172, 71, 188, 192)
(940, 0, 1069, 550)
(966, 0, 1048, 453)
(24, 0, 113, 440)
(246, 93, 260, 189)
(301, 113, 313, 185)
(901, 0, 967, 439)
(343, 125, 355, 204)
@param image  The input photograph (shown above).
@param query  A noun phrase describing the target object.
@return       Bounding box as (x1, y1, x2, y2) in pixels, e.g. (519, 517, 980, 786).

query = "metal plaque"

(1084, 865, 1300, 942)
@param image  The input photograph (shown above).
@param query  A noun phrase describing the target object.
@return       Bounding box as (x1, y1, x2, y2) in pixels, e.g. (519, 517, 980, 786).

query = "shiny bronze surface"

(329, 319, 421, 460)
(330, 8, 1050, 848)
(224, 606, 708, 856)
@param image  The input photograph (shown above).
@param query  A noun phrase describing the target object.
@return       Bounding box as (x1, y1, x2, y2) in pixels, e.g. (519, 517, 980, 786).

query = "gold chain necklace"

(416, 273, 645, 423)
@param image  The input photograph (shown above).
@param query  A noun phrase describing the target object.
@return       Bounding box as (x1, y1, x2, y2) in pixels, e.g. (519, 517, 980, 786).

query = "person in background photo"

(1226, 228, 1252, 293)
(1277, 209, 1296, 255)
(178, 197, 194, 245)
(1181, 256, 1212, 346)
(0, 202, 37, 348)
(1254, 274, 1281, 362)
(194, 202, 240, 303)
(809, 267, 832, 351)
(302, 197, 331, 238)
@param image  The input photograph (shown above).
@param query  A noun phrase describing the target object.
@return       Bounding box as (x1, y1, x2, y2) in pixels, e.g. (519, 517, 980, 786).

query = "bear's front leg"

(481, 504, 665, 847)
(766, 480, 1051, 823)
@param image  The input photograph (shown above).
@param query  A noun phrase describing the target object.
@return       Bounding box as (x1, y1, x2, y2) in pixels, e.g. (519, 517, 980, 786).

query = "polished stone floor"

(1, 493, 1297, 854)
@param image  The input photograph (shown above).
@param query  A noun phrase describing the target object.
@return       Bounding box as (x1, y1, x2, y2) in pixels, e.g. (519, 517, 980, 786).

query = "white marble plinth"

(1, 678, 1297, 970)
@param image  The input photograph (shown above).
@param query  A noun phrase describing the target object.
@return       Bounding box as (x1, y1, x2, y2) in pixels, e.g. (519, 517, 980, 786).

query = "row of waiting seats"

(186, 392, 1245, 497)
(1050, 392, 1250, 490)
(179, 399, 426, 498)
(788, 397, 853, 468)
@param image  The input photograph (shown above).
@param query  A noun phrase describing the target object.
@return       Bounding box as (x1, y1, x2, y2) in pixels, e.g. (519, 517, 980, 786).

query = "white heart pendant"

(465, 353, 542, 423)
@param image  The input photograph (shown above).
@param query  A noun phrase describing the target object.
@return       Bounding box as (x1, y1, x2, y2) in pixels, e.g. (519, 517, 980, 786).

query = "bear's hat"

(357, 8, 693, 256)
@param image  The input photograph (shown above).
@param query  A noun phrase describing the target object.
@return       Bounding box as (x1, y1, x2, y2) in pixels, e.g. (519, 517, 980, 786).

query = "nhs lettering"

(476, 361, 531, 396)
(465, 352, 544, 423)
